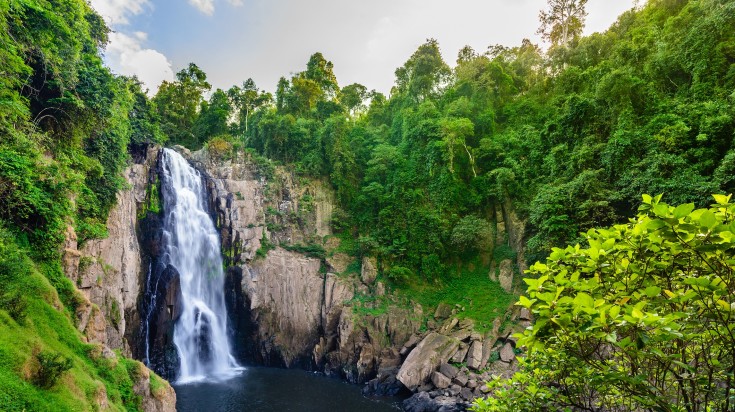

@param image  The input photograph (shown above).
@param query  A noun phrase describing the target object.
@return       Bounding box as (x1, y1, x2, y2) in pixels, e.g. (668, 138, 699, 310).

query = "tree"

(474, 194, 735, 411)
(537, 0, 589, 46)
(339, 83, 368, 116)
(153, 63, 211, 148)
(193, 88, 231, 142)
(395, 39, 451, 102)
(227, 78, 271, 134)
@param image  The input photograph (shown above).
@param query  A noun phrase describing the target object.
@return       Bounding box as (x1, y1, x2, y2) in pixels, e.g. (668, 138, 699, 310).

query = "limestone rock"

(431, 371, 451, 389)
(439, 363, 459, 379)
(466, 340, 483, 370)
(498, 259, 514, 293)
(361, 256, 378, 285)
(397, 333, 460, 390)
(500, 342, 515, 363)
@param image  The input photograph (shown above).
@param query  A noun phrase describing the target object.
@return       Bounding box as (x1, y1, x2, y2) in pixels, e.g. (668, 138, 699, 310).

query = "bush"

(34, 351, 73, 389)
(450, 215, 493, 254)
(473, 194, 735, 411)
(207, 135, 234, 159)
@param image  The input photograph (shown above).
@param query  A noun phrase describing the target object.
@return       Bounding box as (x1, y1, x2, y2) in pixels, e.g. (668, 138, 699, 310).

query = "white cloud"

(105, 32, 174, 95)
(88, 0, 149, 25)
(226, 0, 245, 5)
(188, 0, 215, 15)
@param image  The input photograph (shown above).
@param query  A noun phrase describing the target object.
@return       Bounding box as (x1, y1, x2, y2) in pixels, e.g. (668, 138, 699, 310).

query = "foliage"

(473, 194, 735, 411)
(33, 351, 73, 389)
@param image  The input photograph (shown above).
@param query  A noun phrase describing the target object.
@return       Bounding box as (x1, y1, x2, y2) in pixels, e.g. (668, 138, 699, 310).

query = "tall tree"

(228, 78, 271, 134)
(537, 0, 588, 46)
(154, 63, 211, 148)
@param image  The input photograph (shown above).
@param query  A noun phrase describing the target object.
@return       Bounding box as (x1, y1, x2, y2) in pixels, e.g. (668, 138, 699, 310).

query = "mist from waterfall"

(161, 148, 240, 383)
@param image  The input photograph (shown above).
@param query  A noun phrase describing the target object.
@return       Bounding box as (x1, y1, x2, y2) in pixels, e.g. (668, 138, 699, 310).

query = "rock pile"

(364, 310, 524, 412)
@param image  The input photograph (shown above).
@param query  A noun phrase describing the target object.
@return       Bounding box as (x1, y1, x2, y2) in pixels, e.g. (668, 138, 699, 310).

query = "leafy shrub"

(207, 135, 234, 159)
(450, 215, 493, 254)
(473, 194, 735, 411)
(0, 293, 28, 323)
(34, 351, 73, 389)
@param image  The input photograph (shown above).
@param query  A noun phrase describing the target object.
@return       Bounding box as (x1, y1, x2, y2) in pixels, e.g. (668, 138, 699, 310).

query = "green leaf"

(644, 286, 662, 298)
(672, 203, 694, 219)
(573, 292, 594, 308)
(712, 194, 731, 205)
(698, 210, 717, 229)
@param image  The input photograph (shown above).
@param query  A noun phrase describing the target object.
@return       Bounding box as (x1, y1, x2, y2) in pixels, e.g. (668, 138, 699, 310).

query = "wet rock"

(403, 392, 465, 412)
(449, 384, 461, 396)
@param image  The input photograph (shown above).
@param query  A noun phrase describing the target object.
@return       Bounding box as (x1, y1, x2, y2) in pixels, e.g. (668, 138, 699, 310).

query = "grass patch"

(0, 227, 146, 411)
(397, 258, 516, 332)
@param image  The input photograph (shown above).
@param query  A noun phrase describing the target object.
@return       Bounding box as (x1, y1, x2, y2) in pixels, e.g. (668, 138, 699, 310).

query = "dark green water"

(174, 367, 403, 411)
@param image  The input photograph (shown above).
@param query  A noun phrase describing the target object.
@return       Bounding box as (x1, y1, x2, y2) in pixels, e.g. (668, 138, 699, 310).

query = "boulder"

(431, 371, 451, 389)
(434, 303, 453, 320)
(438, 362, 459, 379)
(397, 333, 460, 390)
(450, 343, 469, 363)
(500, 342, 515, 363)
(498, 259, 514, 293)
(466, 340, 483, 370)
(452, 372, 468, 387)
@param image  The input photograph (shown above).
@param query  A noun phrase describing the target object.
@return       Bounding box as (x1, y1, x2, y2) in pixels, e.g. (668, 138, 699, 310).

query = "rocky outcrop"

(130, 361, 177, 412)
(61, 145, 177, 409)
(63, 144, 158, 353)
(185, 147, 422, 384)
(183, 147, 524, 410)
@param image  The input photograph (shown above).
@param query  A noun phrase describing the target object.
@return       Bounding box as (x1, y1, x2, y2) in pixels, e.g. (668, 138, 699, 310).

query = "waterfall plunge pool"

(174, 367, 404, 411)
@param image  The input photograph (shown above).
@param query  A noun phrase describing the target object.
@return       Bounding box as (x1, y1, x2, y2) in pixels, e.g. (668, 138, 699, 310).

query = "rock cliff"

(183, 146, 526, 411)
(62, 144, 176, 410)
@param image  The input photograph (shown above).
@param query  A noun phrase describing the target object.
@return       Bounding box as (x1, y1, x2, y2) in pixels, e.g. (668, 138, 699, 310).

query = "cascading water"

(161, 148, 240, 383)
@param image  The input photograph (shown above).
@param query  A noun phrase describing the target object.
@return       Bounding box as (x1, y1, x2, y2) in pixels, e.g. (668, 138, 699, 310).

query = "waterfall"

(161, 148, 240, 383)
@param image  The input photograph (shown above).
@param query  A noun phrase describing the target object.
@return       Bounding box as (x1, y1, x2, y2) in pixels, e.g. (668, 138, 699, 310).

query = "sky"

(90, 0, 637, 96)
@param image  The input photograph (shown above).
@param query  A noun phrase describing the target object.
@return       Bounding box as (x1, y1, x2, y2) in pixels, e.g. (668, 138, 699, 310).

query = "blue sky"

(91, 0, 637, 95)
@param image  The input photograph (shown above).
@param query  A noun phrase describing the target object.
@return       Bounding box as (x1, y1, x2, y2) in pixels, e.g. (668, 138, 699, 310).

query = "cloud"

(88, 0, 149, 25)
(104, 32, 174, 95)
(188, 0, 215, 15)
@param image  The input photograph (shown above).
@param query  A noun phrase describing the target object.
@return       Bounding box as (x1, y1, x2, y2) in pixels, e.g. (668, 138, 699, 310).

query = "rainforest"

(0, 0, 734, 411)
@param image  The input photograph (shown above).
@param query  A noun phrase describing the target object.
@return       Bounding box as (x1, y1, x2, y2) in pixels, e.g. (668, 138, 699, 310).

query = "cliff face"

(62, 145, 176, 410)
(63, 145, 158, 353)
(182, 148, 422, 383)
(183, 146, 530, 410)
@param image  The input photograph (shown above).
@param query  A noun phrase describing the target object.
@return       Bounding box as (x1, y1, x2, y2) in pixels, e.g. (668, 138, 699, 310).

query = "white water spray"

(161, 148, 240, 383)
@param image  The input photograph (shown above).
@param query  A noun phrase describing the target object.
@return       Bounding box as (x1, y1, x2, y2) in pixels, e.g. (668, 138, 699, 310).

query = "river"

(174, 367, 403, 411)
